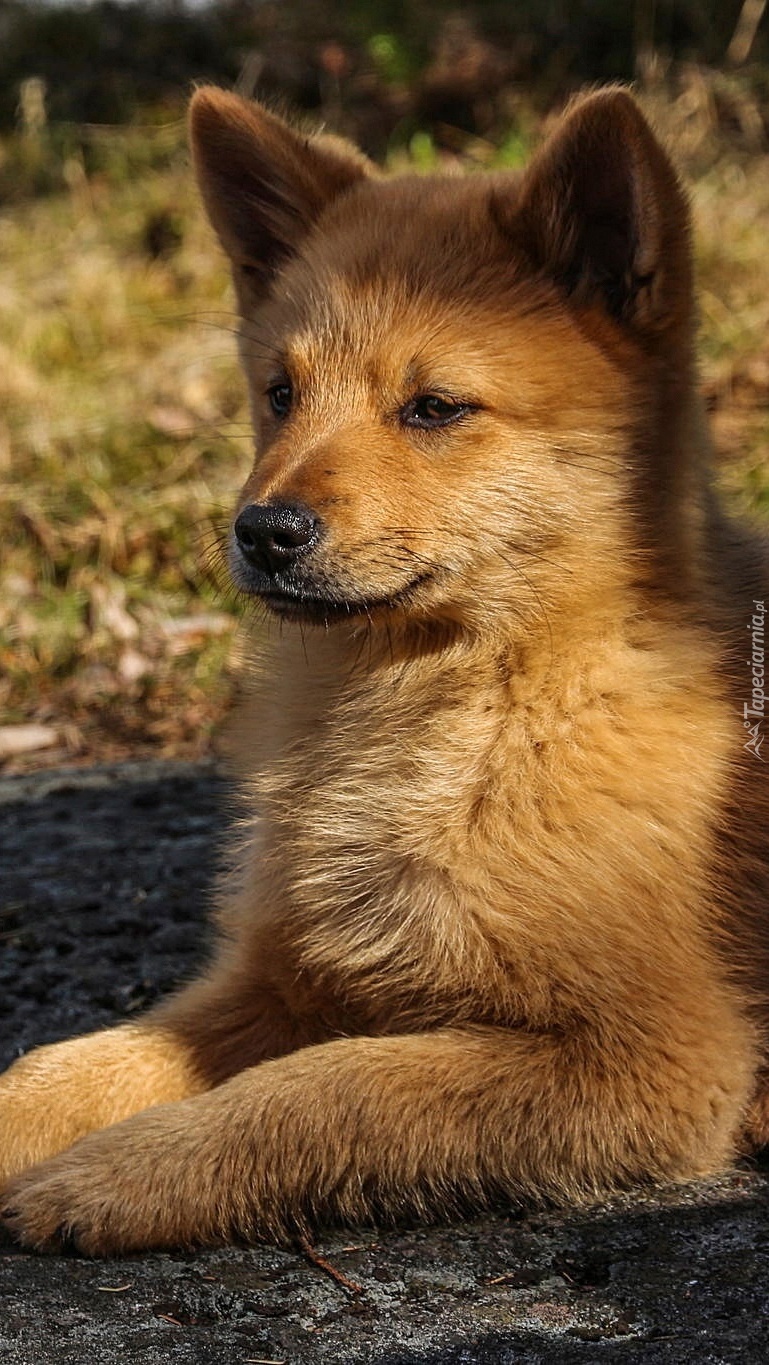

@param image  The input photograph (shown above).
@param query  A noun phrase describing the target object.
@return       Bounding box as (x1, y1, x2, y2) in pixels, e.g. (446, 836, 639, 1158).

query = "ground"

(1, 760, 768, 1364)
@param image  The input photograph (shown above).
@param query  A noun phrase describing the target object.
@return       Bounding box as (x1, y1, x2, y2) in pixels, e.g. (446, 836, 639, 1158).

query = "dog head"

(190, 87, 695, 633)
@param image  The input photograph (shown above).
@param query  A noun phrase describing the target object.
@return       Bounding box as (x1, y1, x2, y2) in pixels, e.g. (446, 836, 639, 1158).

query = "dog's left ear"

(189, 87, 373, 303)
(505, 88, 692, 338)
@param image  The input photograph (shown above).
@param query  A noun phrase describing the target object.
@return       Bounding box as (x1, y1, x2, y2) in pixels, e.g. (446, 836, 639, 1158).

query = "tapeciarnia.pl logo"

(744, 599, 766, 761)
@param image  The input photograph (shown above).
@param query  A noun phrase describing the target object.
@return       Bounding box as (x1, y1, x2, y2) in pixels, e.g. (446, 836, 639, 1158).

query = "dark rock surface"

(1, 761, 768, 1364)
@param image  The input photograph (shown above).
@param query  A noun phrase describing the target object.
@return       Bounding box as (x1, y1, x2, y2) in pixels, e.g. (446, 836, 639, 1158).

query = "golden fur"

(1, 85, 768, 1254)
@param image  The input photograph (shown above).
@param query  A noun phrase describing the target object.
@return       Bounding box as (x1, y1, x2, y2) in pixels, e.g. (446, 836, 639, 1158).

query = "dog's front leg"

(1, 1020, 750, 1254)
(0, 965, 311, 1185)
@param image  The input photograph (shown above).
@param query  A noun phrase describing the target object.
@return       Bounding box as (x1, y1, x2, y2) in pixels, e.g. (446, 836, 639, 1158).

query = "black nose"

(233, 502, 320, 575)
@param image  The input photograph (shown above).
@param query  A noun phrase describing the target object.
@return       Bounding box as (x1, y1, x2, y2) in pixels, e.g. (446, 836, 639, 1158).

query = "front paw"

(0, 1043, 92, 1185)
(2, 1158, 99, 1255)
(2, 1147, 155, 1256)
(1, 1105, 218, 1255)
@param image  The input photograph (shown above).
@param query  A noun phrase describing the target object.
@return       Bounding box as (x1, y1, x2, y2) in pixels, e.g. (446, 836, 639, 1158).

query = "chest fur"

(236, 625, 735, 1028)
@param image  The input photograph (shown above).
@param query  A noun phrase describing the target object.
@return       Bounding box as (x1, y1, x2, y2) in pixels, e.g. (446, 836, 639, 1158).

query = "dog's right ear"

(189, 87, 373, 302)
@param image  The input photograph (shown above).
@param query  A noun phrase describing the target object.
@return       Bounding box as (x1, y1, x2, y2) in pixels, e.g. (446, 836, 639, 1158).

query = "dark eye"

(402, 394, 472, 429)
(267, 382, 292, 418)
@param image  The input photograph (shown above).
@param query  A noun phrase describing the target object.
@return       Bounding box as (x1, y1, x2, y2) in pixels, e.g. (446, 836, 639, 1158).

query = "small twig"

(296, 1232, 363, 1295)
(727, 0, 767, 64)
(96, 1283, 132, 1293)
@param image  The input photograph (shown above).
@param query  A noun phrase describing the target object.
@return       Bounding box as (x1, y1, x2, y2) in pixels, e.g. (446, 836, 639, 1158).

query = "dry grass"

(1, 121, 250, 769)
(2, 83, 769, 772)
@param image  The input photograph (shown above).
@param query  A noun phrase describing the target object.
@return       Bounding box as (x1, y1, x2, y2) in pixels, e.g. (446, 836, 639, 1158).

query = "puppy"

(1, 85, 768, 1254)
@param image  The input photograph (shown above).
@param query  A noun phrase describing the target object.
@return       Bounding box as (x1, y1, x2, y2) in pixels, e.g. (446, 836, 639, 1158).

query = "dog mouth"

(228, 523, 440, 624)
(256, 571, 436, 624)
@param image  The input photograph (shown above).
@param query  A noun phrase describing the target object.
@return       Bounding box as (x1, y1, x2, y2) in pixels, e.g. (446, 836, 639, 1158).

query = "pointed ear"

(189, 87, 373, 302)
(504, 88, 692, 338)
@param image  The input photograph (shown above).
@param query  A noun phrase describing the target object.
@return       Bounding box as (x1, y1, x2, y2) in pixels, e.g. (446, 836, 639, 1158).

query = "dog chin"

(259, 590, 362, 624)
(232, 568, 437, 625)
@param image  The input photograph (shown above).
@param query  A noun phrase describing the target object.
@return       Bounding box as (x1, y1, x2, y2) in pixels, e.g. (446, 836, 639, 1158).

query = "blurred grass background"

(2, 0, 769, 771)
